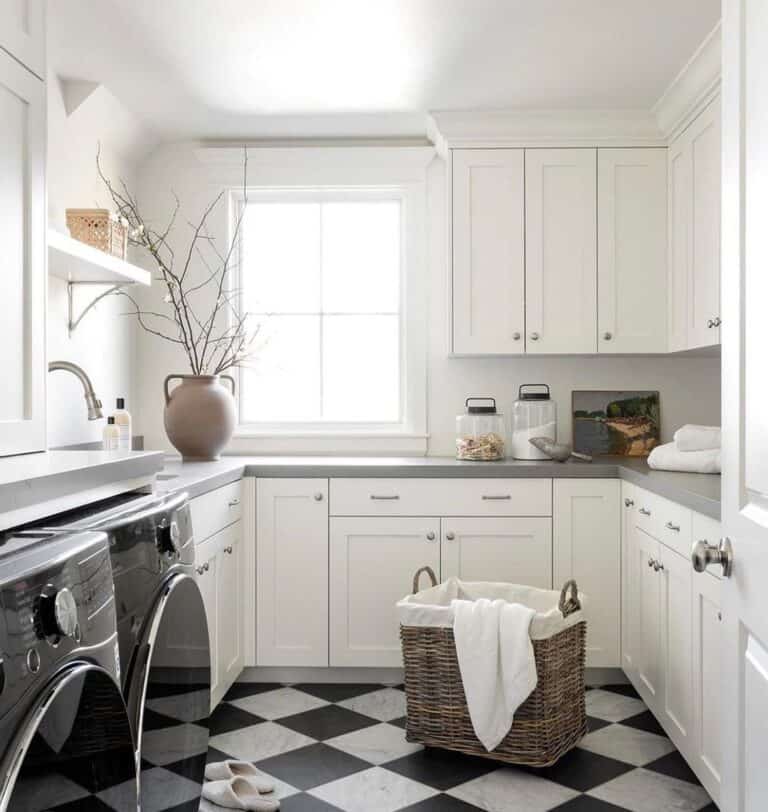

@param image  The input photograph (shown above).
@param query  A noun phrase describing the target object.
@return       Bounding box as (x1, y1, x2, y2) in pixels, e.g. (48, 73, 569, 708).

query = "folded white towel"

(673, 424, 721, 452)
(205, 761, 274, 793)
(648, 441, 721, 474)
(451, 597, 537, 752)
(202, 777, 279, 811)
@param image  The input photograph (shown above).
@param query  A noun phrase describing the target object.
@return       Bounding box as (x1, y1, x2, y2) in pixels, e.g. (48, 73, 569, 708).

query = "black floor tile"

(279, 793, 345, 811)
(587, 715, 613, 734)
(644, 750, 703, 785)
(208, 702, 265, 735)
(618, 710, 667, 737)
(255, 742, 369, 791)
(389, 715, 408, 729)
(524, 748, 634, 792)
(49, 799, 116, 812)
(383, 747, 499, 791)
(222, 681, 283, 701)
(278, 704, 378, 740)
(598, 684, 641, 700)
(153, 800, 201, 812)
(551, 795, 631, 811)
(292, 683, 382, 702)
(163, 751, 208, 782)
(144, 681, 209, 700)
(142, 707, 186, 731)
(399, 794, 484, 811)
(206, 745, 234, 763)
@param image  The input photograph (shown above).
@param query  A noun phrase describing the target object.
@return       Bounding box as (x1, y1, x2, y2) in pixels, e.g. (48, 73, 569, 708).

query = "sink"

(156, 473, 179, 481)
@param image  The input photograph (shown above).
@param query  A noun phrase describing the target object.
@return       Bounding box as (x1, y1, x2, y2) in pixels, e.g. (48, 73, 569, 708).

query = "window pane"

(322, 201, 400, 313)
(322, 315, 400, 422)
(240, 316, 320, 421)
(241, 203, 321, 314)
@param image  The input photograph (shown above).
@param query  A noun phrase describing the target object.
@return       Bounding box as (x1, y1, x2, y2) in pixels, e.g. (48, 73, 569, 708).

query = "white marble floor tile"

(209, 721, 315, 762)
(230, 687, 329, 720)
(585, 689, 647, 722)
(578, 724, 676, 766)
(337, 688, 407, 722)
(100, 768, 200, 812)
(326, 722, 423, 765)
(141, 723, 209, 765)
(588, 767, 713, 812)
(310, 766, 437, 812)
(447, 768, 580, 812)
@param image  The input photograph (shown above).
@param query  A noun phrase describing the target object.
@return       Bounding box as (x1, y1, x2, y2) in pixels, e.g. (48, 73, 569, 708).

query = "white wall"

(134, 144, 721, 454)
(46, 75, 153, 447)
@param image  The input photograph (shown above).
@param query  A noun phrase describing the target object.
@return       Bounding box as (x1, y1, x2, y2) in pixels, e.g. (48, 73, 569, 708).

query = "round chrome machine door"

(132, 574, 210, 812)
(1, 663, 137, 811)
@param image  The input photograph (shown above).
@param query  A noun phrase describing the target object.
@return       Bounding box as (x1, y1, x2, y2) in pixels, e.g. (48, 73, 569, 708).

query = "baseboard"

(585, 667, 628, 686)
(239, 666, 405, 684)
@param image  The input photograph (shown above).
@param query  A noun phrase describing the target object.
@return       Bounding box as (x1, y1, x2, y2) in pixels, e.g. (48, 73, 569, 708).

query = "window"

(238, 190, 411, 432)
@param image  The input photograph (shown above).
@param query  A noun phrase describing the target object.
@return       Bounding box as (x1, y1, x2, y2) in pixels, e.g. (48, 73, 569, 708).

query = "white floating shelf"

(48, 229, 151, 286)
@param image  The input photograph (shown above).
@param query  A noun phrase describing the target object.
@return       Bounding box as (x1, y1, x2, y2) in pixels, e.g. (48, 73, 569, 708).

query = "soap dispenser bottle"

(114, 397, 132, 451)
(103, 417, 120, 450)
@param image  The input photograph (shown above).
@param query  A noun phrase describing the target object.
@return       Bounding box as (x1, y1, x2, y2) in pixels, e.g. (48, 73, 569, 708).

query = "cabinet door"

(525, 148, 597, 354)
(0, 51, 45, 456)
(621, 483, 638, 678)
(330, 517, 440, 667)
(597, 149, 667, 353)
(0, 0, 44, 77)
(452, 149, 525, 354)
(554, 479, 620, 667)
(441, 517, 552, 588)
(195, 536, 219, 707)
(688, 98, 721, 349)
(217, 522, 244, 698)
(256, 479, 329, 666)
(668, 135, 691, 352)
(635, 528, 662, 702)
(659, 545, 693, 754)
(691, 570, 722, 803)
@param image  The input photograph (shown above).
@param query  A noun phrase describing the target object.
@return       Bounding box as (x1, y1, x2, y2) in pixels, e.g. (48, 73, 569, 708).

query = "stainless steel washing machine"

(0, 528, 137, 811)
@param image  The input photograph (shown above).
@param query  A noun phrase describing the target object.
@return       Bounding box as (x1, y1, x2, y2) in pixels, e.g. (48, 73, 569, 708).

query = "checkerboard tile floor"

(196, 682, 717, 812)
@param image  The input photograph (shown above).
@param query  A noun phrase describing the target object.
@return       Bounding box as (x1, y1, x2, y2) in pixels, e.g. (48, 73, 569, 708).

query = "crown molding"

(653, 21, 721, 142)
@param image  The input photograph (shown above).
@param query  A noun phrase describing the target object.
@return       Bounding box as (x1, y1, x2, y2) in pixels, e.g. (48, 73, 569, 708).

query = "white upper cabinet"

(0, 0, 45, 78)
(525, 148, 597, 354)
(668, 97, 721, 351)
(0, 50, 45, 456)
(597, 149, 667, 353)
(452, 149, 525, 354)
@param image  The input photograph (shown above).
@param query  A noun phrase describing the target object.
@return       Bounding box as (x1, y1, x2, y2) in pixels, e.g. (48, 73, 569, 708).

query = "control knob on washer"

(157, 520, 181, 555)
(38, 587, 79, 641)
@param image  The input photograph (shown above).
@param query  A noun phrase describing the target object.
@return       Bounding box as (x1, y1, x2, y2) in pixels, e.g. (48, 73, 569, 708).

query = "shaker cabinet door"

(452, 149, 525, 354)
(0, 50, 45, 456)
(0, 0, 44, 77)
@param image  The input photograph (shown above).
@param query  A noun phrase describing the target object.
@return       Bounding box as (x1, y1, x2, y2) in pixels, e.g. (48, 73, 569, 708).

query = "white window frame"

(200, 145, 433, 455)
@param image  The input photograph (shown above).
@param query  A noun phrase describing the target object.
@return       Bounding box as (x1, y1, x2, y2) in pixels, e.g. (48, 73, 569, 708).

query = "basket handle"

(412, 566, 438, 594)
(558, 579, 581, 617)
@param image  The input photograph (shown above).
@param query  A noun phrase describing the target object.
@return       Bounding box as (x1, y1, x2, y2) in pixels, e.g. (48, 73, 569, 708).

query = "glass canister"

(456, 397, 506, 461)
(511, 384, 557, 460)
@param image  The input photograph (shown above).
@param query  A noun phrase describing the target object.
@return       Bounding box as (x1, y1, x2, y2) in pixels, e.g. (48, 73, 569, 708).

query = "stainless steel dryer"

(0, 529, 137, 811)
(37, 490, 211, 812)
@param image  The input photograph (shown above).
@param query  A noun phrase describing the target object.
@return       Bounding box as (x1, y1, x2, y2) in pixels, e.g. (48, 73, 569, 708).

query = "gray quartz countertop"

(156, 454, 722, 519)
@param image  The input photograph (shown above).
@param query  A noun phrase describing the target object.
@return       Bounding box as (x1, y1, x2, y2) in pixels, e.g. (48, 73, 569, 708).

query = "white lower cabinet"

(256, 479, 329, 667)
(329, 517, 440, 667)
(195, 535, 219, 702)
(620, 482, 638, 677)
(635, 527, 663, 702)
(441, 517, 552, 587)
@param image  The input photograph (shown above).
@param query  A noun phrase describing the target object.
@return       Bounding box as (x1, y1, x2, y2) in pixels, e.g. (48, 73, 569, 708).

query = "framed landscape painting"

(572, 390, 660, 457)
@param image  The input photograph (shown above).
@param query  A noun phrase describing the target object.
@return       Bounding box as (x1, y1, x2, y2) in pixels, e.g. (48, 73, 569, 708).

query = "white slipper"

(202, 777, 280, 811)
(205, 760, 275, 793)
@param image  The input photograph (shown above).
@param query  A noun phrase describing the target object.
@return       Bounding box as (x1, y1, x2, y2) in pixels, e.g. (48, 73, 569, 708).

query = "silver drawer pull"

(639, 507, 651, 516)
(665, 521, 680, 532)
(224, 545, 233, 554)
(196, 563, 210, 575)
(228, 499, 240, 507)
(482, 495, 512, 501)
(624, 498, 634, 508)
(647, 557, 655, 568)
(370, 494, 400, 500)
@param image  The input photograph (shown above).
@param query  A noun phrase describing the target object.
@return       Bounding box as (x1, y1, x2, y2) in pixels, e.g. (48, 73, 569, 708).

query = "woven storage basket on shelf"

(400, 567, 587, 768)
(66, 208, 128, 259)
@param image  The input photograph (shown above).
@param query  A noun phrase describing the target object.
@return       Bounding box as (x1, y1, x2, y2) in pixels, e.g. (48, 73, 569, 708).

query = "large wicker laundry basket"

(399, 568, 587, 768)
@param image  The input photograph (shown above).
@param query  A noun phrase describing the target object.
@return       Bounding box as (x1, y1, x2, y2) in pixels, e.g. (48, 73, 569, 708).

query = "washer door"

(1, 663, 137, 812)
(130, 574, 210, 812)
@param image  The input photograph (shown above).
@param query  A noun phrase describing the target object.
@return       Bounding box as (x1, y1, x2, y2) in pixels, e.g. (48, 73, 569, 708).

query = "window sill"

(228, 431, 429, 456)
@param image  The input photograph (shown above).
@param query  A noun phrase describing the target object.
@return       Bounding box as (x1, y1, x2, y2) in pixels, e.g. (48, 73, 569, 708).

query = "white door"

(441, 517, 552, 588)
(525, 148, 597, 354)
(0, 0, 45, 77)
(658, 545, 693, 755)
(452, 149, 525, 354)
(597, 149, 667, 353)
(0, 50, 45, 456)
(635, 527, 662, 703)
(720, 4, 768, 807)
(217, 522, 244, 696)
(329, 516, 440, 667)
(256, 479, 329, 667)
(553, 479, 620, 667)
(195, 536, 219, 706)
(621, 483, 639, 678)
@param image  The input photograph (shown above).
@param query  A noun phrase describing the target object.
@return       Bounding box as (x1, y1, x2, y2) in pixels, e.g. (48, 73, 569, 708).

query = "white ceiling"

(48, 0, 720, 140)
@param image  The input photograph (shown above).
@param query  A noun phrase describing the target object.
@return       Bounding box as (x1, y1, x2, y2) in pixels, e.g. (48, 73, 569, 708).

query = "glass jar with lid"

(511, 384, 557, 460)
(456, 397, 506, 461)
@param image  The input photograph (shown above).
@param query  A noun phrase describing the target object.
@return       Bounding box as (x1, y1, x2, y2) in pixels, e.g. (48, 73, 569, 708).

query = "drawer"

(633, 488, 660, 536)
(692, 511, 723, 579)
(655, 495, 692, 558)
(329, 478, 551, 517)
(190, 480, 243, 543)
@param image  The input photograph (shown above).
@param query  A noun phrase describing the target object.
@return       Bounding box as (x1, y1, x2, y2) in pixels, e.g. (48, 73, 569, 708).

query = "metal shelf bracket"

(66, 280, 134, 336)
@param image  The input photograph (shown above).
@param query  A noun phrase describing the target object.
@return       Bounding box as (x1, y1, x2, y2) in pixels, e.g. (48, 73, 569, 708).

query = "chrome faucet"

(48, 361, 104, 420)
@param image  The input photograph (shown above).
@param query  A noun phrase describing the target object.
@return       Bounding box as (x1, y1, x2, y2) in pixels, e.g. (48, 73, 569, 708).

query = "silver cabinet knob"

(228, 499, 240, 507)
(224, 545, 233, 554)
(512, 332, 521, 341)
(530, 332, 540, 341)
(624, 498, 634, 508)
(426, 531, 436, 541)
(714, 317, 722, 327)
(603, 331, 613, 341)
(647, 557, 654, 568)
(639, 507, 651, 516)
(692, 538, 733, 577)
(445, 532, 455, 541)
(707, 319, 715, 328)
(654, 560, 664, 572)
(665, 521, 680, 532)
(196, 563, 210, 575)
(314, 492, 324, 501)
